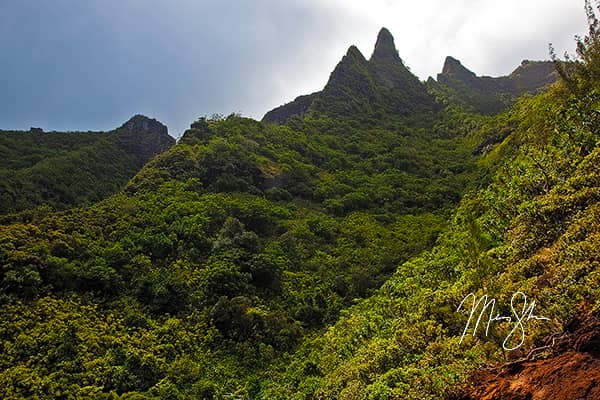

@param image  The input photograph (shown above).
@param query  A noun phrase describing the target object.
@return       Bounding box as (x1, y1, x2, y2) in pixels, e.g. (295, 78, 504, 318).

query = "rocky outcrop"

(116, 114, 175, 164)
(119, 114, 168, 136)
(367, 28, 440, 115)
(452, 313, 600, 400)
(308, 45, 381, 118)
(509, 60, 558, 94)
(439, 56, 478, 83)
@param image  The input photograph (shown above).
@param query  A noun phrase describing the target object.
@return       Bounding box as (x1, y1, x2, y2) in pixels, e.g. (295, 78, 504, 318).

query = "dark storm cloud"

(0, 0, 589, 137)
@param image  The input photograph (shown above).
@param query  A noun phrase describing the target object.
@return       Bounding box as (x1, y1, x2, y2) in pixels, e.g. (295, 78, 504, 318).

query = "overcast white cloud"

(0, 0, 589, 136)
(327, 0, 587, 76)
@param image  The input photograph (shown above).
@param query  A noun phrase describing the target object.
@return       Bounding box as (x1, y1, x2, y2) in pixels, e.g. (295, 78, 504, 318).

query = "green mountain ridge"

(263, 28, 557, 124)
(0, 115, 175, 215)
(429, 56, 558, 113)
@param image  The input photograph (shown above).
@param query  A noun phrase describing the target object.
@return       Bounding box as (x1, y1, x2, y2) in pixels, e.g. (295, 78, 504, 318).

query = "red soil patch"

(453, 314, 600, 400)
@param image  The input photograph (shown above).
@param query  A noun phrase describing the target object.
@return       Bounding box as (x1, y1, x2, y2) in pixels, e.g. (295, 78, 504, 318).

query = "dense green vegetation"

(256, 7, 600, 397)
(259, 85, 600, 399)
(0, 101, 480, 398)
(1, 3, 599, 399)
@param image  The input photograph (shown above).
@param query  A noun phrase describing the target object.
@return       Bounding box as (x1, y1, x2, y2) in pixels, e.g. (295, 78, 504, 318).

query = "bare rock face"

(117, 115, 175, 164)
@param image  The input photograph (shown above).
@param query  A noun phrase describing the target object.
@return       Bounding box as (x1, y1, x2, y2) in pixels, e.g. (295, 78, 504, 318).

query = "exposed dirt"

(453, 313, 600, 400)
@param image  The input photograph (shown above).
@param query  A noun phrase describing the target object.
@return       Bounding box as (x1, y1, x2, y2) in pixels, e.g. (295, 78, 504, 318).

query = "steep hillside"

(0, 115, 175, 215)
(254, 16, 600, 397)
(257, 82, 599, 398)
(0, 111, 479, 397)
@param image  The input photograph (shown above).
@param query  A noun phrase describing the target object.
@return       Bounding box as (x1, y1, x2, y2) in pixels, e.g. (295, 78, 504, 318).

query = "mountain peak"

(371, 27, 398, 60)
(345, 45, 367, 63)
(441, 56, 476, 79)
(117, 115, 174, 162)
(119, 114, 169, 136)
(264, 28, 439, 122)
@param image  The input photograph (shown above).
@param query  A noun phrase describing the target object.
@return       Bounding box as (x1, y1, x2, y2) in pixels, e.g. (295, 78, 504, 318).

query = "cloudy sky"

(0, 0, 588, 137)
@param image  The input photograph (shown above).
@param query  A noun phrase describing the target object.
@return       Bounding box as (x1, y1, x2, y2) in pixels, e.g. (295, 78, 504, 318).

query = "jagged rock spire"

(263, 27, 439, 122)
(371, 27, 398, 61)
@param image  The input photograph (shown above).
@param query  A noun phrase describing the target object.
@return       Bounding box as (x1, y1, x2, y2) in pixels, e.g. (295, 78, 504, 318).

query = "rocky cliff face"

(308, 45, 380, 118)
(370, 27, 397, 61)
(116, 114, 175, 164)
(509, 59, 558, 93)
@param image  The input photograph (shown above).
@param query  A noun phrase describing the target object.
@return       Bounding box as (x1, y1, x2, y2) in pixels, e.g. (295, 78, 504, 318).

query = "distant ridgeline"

(0, 115, 175, 215)
(429, 56, 558, 114)
(263, 28, 557, 122)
